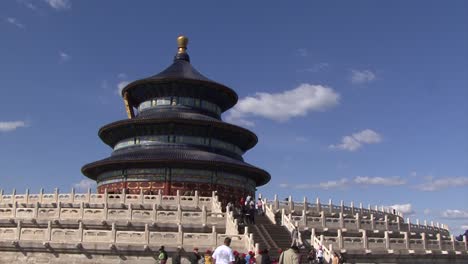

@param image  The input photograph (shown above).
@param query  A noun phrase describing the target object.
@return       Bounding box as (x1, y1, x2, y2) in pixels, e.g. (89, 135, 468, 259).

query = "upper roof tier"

(121, 36, 238, 112)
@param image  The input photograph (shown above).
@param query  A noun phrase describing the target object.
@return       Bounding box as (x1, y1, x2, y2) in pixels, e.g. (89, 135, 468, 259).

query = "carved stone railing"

(0, 221, 251, 252)
(0, 203, 224, 227)
(308, 228, 468, 255)
(0, 189, 215, 211)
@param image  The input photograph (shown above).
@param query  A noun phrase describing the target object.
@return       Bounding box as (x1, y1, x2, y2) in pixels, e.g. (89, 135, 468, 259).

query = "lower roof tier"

(81, 148, 270, 186)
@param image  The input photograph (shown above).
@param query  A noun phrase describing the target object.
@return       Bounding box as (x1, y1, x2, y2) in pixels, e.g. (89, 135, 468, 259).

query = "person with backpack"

(158, 246, 168, 264)
(256, 198, 263, 215)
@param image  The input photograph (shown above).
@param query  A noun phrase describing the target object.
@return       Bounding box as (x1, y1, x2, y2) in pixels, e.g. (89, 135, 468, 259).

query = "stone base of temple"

(97, 181, 253, 205)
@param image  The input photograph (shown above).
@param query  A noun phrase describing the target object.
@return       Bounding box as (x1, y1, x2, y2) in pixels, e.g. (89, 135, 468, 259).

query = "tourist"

(248, 251, 256, 264)
(316, 246, 323, 264)
(257, 198, 263, 215)
(158, 246, 169, 264)
(249, 201, 256, 224)
(245, 251, 252, 264)
(245, 195, 252, 206)
(332, 252, 339, 264)
(173, 246, 183, 264)
(278, 245, 299, 264)
(239, 253, 247, 264)
(233, 251, 241, 264)
(212, 237, 235, 264)
(261, 249, 271, 264)
(307, 247, 316, 264)
(290, 226, 300, 247)
(205, 249, 213, 264)
(189, 248, 201, 264)
(338, 252, 346, 264)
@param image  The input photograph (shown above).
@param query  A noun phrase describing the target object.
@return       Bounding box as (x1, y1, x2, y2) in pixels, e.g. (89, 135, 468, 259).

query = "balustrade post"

(46, 221, 52, 241)
(436, 233, 442, 250)
(71, 187, 75, 203)
(86, 188, 91, 203)
(315, 197, 321, 213)
(396, 217, 401, 231)
(158, 190, 162, 207)
(35, 202, 39, 218)
(407, 218, 411, 232)
(202, 205, 207, 226)
(339, 212, 344, 228)
(451, 235, 456, 251)
(25, 188, 30, 204)
(403, 232, 409, 249)
(370, 214, 375, 230)
(362, 230, 368, 250)
(80, 202, 84, 220)
(195, 190, 199, 208)
(384, 215, 389, 230)
(177, 205, 182, 224)
(57, 201, 61, 220)
(311, 228, 316, 241)
(176, 190, 180, 206)
(13, 201, 17, 218)
(463, 234, 467, 251)
(288, 195, 294, 212)
(104, 201, 108, 221)
(337, 229, 343, 249)
(12, 189, 16, 204)
(350, 201, 355, 215)
(328, 199, 333, 214)
(384, 231, 390, 250)
(273, 194, 279, 211)
(302, 209, 307, 226)
(421, 232, 427, 250)
(359, 202, 363, 215)
(111, 223, 116, 243)
(104, 188, 108, 204)
(145, 224, 149, 245)
(16, 220, 22, 241)
(321, 211, 326, 228)
(355, 213, 361, 229)
(78, 221, 83, 242)
(211, 225, 217, 247)
(128, 203, 133, 220)
(303, 196, 308, 212)
(340, 200, 344, 215)
(122, 188, 126, 204)
(54, 188, 59, 203)
(0, 189, 3, 203)
(153, 203, 158, 223)
(179, 224, 184, 246)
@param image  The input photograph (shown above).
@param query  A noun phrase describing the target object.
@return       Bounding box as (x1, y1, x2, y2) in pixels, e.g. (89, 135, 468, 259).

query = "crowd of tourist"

(157, 240, 346, 264)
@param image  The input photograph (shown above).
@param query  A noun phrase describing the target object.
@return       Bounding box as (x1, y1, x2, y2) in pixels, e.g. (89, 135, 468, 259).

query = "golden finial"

(177, 35, 189, 54)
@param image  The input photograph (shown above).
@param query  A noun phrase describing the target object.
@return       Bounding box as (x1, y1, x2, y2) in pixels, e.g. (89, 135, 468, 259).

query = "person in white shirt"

(213, 237, 235, 264)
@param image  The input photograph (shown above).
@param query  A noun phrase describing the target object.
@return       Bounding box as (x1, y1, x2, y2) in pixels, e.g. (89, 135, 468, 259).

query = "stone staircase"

(248, 215, 292, 261)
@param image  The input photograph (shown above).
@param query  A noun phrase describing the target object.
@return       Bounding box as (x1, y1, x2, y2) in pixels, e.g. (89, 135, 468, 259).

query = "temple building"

(81, 36, 270, 203)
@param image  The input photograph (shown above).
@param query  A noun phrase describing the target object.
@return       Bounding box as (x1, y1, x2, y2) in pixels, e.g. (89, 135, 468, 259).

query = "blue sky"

(1, 1, 467, 234)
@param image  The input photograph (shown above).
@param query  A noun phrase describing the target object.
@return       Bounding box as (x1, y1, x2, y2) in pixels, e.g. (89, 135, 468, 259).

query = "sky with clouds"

(1, 1, 467, 235)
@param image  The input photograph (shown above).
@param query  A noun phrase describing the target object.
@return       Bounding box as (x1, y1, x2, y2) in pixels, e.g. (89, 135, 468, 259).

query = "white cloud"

(386, 203, 414, 216)
(117, 81, 130, 96)
(441, 210, 468, 219)
(329, 129, 382, 151)
(0, 121, 27, 132)
(350, 69, 376, 84)
(59, 51, 71, 62)
(302, 63, 329, 73)
(417, 176, 468, 191)
(423, 209, 432, 215)
(44, 0, 71, 10)
(279, 178, 348, 190)
(73, 179, 96, 192)
(297, 48, 308, 57)
(461, 225, 468, 230)
(5, 17, 25, 29)
(117, 73, 127, 79)
(354, 176, 406, 186)
(225, 83, 340, 126)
